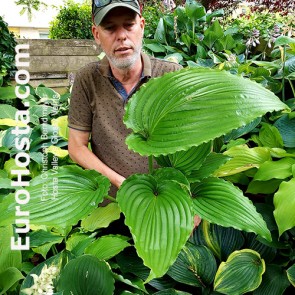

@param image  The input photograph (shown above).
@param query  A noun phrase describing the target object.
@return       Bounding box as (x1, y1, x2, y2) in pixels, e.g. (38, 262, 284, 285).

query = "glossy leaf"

(167, 243, 217, 287)
(0, 118, 26, 127)
(247, 179, 282, 195)
(287, 264, 295, 287)
(154, 290, 191, 295)
(0, 104, 17, 119)
(274, 114, 295, 148)
(224, 117, 261, 142)
(185, 0, 206, 22)
(66, 233, 95, 257)
(112, 273, 148, 294)
(0, 86, 16, 100)
(257, 123, 283, 148)
(51, 115, 69, 140)
(124, 68, 287, 156)
(214, 249, 265, 295)
(274, 36, 295, 47)
(0, 166, 110, 228)
(85, 235, 130, 260)
(244, 233, 276, 263)
(0, 267, 24, 295)
(214, 145, 271, 177)
(254, 265, 290, 295)
(57, 255, 114, 295)
(188, 152, 230, 182)
(155, 142, 212, 176)
(46, 145, 68, 158)
(254, 158, 295, 181)
(191, 178, 272, 241)
(81, 202, 121, 232)
(35, 86, 60, 102)
(0, 225, 22, 274)
(190, 220, 244, 261)
(117, 172, 193, 282)
(274, 178, 295, 236)
(155, 18, 167, 44)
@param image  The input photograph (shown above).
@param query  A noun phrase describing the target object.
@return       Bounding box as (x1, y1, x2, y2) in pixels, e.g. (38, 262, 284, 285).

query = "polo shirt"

(68, 52, 182, 192)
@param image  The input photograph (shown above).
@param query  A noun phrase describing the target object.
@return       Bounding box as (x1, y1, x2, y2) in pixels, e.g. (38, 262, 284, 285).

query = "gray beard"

(107, 46, 142, 70)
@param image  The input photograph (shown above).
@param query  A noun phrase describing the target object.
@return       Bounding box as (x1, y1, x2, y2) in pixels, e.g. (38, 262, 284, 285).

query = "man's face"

(92, 7, 145, 70)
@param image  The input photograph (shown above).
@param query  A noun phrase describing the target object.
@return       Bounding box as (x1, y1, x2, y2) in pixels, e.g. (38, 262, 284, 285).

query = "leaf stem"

(105, 195, 117, 202)
(148, 155, 154, 174)
(52, 245, 58, 256)
(281, 45, 286, 102)
(288, 79, 295, 98)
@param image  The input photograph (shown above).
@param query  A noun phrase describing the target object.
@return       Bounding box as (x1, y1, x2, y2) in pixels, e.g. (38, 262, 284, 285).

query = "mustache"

(114, 43, 134, 51)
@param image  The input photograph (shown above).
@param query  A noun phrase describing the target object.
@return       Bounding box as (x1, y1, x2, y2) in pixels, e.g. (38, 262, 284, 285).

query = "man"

(68, 0, 182, 195)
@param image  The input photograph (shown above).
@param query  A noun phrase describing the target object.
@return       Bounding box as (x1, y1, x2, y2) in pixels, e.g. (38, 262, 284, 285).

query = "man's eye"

(105, 27, 114, 31)
(125, 23, 134, 29)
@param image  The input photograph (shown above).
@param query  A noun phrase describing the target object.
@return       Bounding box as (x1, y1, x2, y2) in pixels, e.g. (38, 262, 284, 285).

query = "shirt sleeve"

(68, 71, 93, 132)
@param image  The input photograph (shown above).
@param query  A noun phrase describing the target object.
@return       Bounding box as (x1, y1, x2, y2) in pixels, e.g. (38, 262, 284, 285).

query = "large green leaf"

(256, 123, 284, 148)
(116, 248, 175, 290)
(155, 142, 212, 176)
(112, 273, 148, 294)
(57, 255, 114, 295)
(287, 264, 295, 287)
(81, 202, 121, 232)
(117, 171, 193, 282)
(254, 265, 290, 295)
(190, 220, 244, 261)
(154, 18, 167, 45)
(0, 104, 17, 119)
(51, 115, 69, 140)
(191, 178, 272, 241)
(188, 152, 231, 182)
(214, 145, 272, 177)
(214, 249, 265, 295)
(35, 86, 60, 102)
(274, 114, 295, 148)
(0, 225, 22, 274)
(124, 68, 288, 156)
(167, 243, 217, 287)
(0, 86, 16, 100)
(0, 166, 110, 228)
(85, 235, 130, 260)
(273, 178, 295, 236)
(185, 0, 206, 22)
(254, 158, 295, 181)
(66, 233, 95, 257)
(0, 267, 24, 295)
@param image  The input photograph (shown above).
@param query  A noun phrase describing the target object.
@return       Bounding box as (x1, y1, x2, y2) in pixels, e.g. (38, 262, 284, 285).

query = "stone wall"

(16, 39, 101, 93)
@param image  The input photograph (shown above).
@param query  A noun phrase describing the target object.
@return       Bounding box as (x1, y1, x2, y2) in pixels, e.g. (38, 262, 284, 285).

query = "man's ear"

(92, 25, 101, 45)
(140, 17, 145, 36)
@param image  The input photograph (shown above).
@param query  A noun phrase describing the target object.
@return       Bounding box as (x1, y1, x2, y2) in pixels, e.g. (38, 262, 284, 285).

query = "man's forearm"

(68, 145, 125, 188)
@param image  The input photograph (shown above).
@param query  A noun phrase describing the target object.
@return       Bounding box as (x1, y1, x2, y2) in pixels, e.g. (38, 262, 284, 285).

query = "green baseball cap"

(92, 0, 141, 25)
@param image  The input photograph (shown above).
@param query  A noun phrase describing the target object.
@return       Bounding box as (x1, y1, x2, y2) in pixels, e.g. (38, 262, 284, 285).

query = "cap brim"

(94, 3, 141, 25)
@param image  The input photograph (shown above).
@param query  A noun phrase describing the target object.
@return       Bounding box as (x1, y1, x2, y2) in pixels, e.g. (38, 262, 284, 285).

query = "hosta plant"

(1, 65, 293, 294)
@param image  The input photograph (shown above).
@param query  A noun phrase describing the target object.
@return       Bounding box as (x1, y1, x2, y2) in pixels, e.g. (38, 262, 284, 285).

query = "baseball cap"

(92, 0, 141, 25)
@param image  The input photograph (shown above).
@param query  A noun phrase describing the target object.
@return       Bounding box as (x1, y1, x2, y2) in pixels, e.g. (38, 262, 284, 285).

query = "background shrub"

(0, 16, 17, 86)
(49, 0, 93, 39)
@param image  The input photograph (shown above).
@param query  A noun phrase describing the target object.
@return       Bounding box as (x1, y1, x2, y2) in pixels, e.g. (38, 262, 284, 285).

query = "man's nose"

(116, 27, 127, 41)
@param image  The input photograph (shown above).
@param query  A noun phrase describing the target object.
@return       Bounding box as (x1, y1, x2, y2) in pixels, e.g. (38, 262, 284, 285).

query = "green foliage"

(1, 2, 295, 294)
(142, 1, 168, 39)
(0, 16, 17, 86)
(49, 0, 93, 39)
